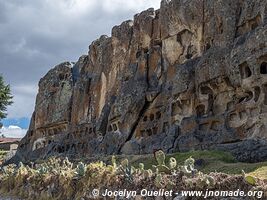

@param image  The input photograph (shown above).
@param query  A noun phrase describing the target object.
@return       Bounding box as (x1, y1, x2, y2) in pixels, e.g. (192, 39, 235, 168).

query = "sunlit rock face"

(16, 0, 267, 162)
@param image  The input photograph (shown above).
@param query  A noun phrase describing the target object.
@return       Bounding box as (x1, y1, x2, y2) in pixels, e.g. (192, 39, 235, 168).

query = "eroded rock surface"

(15, 0, 267, 162)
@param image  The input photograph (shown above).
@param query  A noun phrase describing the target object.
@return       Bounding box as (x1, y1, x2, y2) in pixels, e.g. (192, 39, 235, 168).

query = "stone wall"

(16, 0, 267, 162)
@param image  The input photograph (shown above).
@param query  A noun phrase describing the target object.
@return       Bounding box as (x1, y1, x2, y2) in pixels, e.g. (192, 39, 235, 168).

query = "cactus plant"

(75, 162, 86, 177)
(155, 173, 163, 188)
(18, 162, 24, 168)
(1, 151, 266, 200)
(123, 165, 133, 183)
(111, 155, 117, 169)
(154, 150, 177, 174)
(139, 163, 144, 171)
(168, 157, 177, 169)
(121, 158, 129, 169)
(182, 156, 197, 177)
(184, 157, 195, 172)
(144, 169, 153, 178)
(242, 170, 256, 185)
(206, 175, 215, 188)
(38, 165, 48, 175)
(62, 157, 73, 169)
(155, 150, 166, 165)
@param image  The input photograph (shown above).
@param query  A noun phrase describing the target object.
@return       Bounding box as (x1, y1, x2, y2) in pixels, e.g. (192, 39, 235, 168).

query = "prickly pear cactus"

(38, 165, 48, 175)
(184, 157, 195, 173)
(124, 165, 133, 183)
(18, 162, 24, 168)
(155, 150, 166, 166)
(144, 169, 153, 178)
(139, 163, 144, 171)
(63, 157, 73, 169)
(121, 159, 129, 169)
(157, 165, 171, 174)
(75, 162, 86, 177)
(154, 151, 177, 174)
(205, 175, 215, 188)
(111, 155, 117, 169)
(155, 173, 163, 188)
(168, 157, 177, 169)
(242, 170, 256, 185)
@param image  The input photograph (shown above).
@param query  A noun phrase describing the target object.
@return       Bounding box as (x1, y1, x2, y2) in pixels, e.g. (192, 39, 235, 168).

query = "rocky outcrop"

(16, 0, 267, 162)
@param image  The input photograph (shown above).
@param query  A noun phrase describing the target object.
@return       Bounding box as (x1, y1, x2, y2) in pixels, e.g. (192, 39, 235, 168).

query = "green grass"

(248, 166, 267, 180)
(109, 150, 267, 177)
(133, 150, 235, 169)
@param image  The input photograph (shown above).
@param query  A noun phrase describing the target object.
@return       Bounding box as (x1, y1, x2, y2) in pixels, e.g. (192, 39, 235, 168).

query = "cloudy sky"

(0, 0, 161, 138)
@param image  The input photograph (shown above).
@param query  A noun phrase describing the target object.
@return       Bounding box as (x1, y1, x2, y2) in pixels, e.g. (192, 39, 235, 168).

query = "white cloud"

(12, 84, 38, 96)
(6, 84, 38, 118)
(0, 125, 27, 138)
(102, 0, 161, 13)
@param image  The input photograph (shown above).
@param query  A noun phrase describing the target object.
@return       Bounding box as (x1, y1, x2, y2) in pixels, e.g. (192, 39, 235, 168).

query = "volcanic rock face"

(16, 0, 267, 162)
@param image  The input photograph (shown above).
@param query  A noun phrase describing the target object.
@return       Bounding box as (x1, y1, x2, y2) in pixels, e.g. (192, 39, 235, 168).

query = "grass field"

(248, 166, 267, 180)
(4, 149, 267, 179)
(99, 150, 267, 179)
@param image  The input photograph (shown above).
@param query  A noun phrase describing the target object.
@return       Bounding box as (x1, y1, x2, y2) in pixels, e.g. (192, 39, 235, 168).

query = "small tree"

(0, 75, 13, 127)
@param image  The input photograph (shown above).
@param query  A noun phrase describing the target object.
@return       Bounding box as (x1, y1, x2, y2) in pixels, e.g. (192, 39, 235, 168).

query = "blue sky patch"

(1, 117, 30, 129)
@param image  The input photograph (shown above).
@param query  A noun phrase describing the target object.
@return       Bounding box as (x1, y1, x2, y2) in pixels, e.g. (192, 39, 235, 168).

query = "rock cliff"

(16, 0, 267, 162)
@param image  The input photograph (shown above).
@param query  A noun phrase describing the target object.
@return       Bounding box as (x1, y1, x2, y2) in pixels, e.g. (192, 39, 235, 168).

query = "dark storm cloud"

(0, 0, 160, 118)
